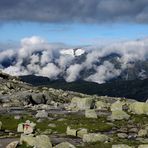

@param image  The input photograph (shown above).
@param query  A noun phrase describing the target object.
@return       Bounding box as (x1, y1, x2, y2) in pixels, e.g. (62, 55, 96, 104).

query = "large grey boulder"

(129, 102, 148, 115)
(31, 93, 46, 104)
(85, 109, 97, 118)
(138, 129, 148, 137)
(110, 100, 125, 111)
(35, 135, 52, 148)
(54, 142, 75, 148)
(138, 145, 148, 148)
(20, 134, 35, 147)
(109, 110, 130, 121)
(68, 97, 94, 111)
(20, 134, 52, 148)
(83, 133, 109, 143)
(112, 144, 133, 148)
(95, 101, 109, 110)
(6, 141, 19, 148)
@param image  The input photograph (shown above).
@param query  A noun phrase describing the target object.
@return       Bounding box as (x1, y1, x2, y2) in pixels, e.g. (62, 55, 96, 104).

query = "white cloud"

(66, 64, 83, 82)
(1, 36, 148, 83)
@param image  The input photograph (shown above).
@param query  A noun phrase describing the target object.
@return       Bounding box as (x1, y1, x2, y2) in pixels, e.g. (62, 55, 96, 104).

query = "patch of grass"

(78, 142, 112, 148)
(47, 114, 113, 133)
(131, 114, 148, 125)
(0, 114, 35, 131)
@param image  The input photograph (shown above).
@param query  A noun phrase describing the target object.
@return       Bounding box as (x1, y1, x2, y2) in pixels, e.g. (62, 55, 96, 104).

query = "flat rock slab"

(50, 134, 82, 146)
(0, 138, 19, 148)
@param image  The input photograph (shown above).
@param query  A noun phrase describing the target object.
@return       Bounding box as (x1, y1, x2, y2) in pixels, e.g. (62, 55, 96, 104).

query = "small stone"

(17, 123, 24, 133)
(48, 123, 56, 128)
(35, 110, 48, 118)
(66, 126, 77, 136)
(57, 118, 66, 122)
(14, 115, 21, 120)
(117, 133, 128, 139)
(42, 129, 52, 135)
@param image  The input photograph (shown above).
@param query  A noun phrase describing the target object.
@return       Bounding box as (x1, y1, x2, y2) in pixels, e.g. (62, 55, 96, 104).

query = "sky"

(1, 0, 148, 82)
(0, 0, 148, 47)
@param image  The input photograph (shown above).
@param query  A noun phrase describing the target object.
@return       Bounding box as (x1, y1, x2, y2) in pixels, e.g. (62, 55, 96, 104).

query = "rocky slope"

(1, 71, 148, 148)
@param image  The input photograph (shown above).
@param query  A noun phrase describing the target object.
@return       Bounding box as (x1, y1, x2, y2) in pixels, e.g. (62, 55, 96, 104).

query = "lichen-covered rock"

(66, 126, 77, 136)
(20, 134, 52, 148)
(42, 129, 52, 135)
(109, 110, 130, 120)
(77, 128, 88, 138)
(35, 135, 52, 148)
(31, 93, 46, 104)
(112, 144, 133, 148)
(138, 129, 148, 137)
(83, 133, 109, 143)
(6, 141, 19, 148)
(68, 97, 94, 111)
(117, 133, 128, 139)
(95, 101, 108, 110)
(20, 134, 35, 146)
(138, 145, 148, 148)
(54, 142, 75, 148)
(111, 100, 125, 111)
(35, 110, 48, 118)
(129, 102, 148, 115)
(85, 109, 97, 118)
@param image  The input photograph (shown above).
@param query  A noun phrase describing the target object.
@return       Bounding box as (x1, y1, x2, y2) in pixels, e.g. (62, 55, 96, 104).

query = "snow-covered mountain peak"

(60, 48, 85, 57)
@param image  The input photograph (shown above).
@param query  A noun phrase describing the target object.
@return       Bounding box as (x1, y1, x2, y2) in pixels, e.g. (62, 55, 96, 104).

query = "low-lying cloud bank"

(1, 36, 148, 83)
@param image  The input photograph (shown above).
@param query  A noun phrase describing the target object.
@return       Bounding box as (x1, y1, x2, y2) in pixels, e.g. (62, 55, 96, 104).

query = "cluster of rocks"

(4, 120, 76, 148)
(1, 71, 148, 147)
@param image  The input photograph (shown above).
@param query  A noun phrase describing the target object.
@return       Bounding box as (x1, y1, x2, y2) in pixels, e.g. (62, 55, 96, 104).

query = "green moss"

(0, 114, 35, 131)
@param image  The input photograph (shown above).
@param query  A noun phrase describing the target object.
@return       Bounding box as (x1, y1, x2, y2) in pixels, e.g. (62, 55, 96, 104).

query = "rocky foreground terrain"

(1, 71, 148, 147)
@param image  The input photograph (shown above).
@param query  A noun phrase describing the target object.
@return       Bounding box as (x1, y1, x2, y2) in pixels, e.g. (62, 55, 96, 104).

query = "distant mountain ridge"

(20, 75, 148, 102)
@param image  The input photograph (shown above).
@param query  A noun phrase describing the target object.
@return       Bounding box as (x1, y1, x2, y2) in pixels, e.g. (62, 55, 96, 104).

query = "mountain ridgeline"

(20, 75, 148, 102)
